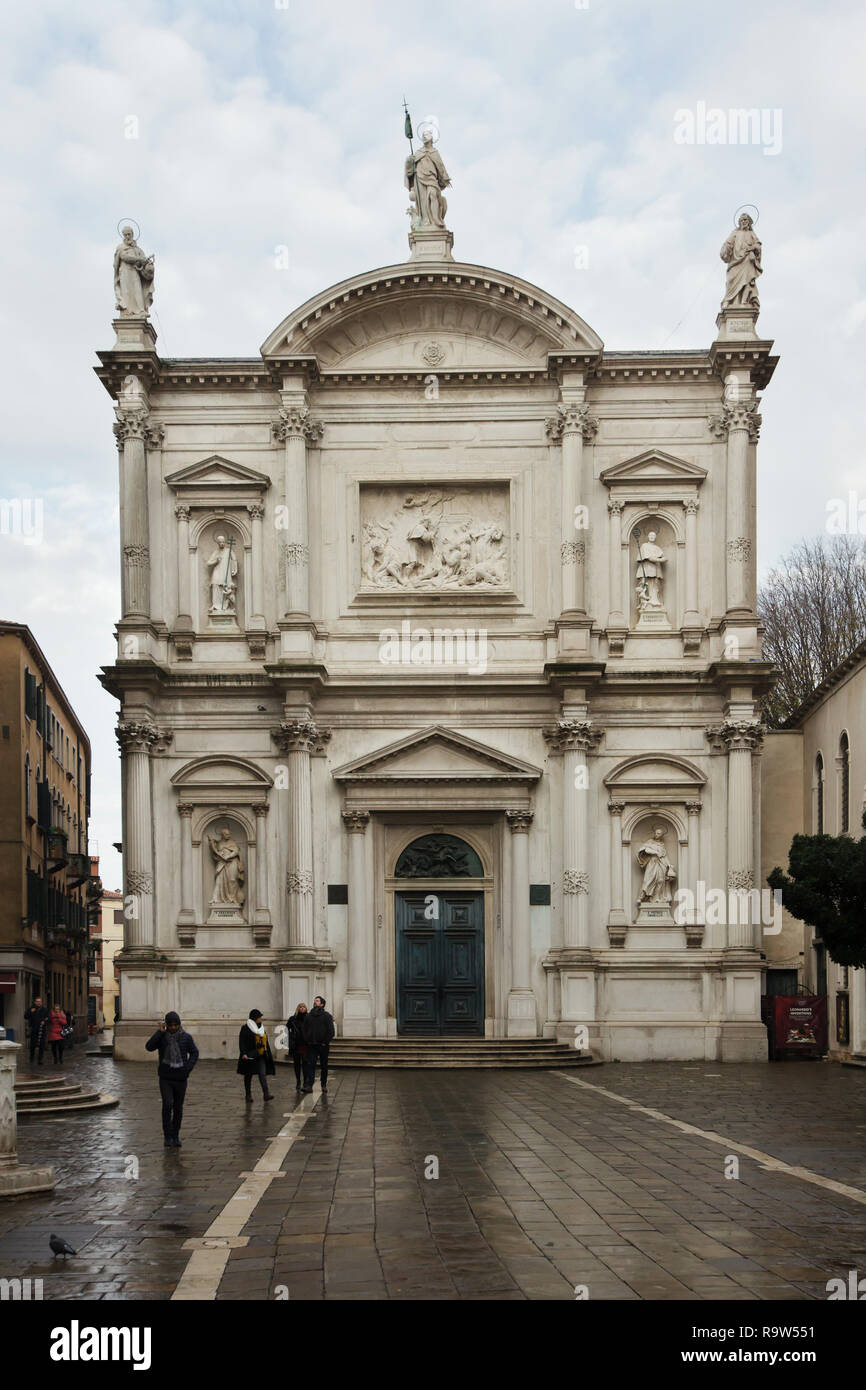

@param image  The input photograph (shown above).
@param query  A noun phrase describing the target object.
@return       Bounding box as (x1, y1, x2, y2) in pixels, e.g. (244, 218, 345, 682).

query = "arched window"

(815, 753, 824, 834)
(24, 752, 31, 819)
(840, 732, 850, 833)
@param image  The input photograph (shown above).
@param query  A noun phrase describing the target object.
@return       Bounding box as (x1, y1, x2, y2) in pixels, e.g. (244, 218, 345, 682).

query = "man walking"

(301, 996, 335, 1093)
(145, 1011, 199, 1148)
(25, 996, 48, 1065)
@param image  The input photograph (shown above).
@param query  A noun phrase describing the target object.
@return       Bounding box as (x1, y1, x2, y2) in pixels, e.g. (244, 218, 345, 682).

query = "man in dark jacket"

(301, 997, 335, 1093)
(145, 1011, 199, 1147)
(25, 997, 48, 1065)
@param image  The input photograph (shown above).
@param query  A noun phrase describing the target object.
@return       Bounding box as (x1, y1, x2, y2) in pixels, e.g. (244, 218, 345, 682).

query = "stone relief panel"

(360, 484, 510, 592)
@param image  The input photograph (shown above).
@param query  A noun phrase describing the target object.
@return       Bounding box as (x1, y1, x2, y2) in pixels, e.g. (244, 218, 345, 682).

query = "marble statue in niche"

(634, 527, 671, 631)
(635, 824, 678, 925)
(207, 825, 246, 923)
(361, 487, 509, 591)
(206, 534, 239, 620)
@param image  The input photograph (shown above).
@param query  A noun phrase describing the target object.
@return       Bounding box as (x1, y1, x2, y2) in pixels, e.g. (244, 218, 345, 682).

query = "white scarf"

(247, 1017, 265, 1037)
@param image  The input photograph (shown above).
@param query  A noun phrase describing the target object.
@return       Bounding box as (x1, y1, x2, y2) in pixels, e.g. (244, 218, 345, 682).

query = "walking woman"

(286, 1003, 308, 1090)
(238, 1009, 275, 1103)
(47, 1004, 67, 1065)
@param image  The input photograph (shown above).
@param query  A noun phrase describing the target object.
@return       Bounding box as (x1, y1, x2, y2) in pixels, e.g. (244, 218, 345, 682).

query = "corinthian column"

(273, 717, 326, 951)
(544, 719, 602, 952)
(606, 499, 626, 636)
(113, 407, 163, 621)
(506, 809, 535, 1036)
(272, 405, 323, 617)
(546, 402, 598, 616)
(253, 803, 271, 938)
(607, 801, 627, 946)
(342, 809, 374, 1036)
(247, 502, 265, 625)
(117, 720, 161, 949)
(709, 719, 764, 949)
(708, 399, 760, 617)
(177, 803, 195, 937)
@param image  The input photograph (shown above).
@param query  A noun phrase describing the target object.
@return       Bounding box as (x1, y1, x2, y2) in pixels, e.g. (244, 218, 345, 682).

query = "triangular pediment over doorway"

(600, 449, 707, 486)
(332, 725, 541, 786)
(165, 455, 271, 494)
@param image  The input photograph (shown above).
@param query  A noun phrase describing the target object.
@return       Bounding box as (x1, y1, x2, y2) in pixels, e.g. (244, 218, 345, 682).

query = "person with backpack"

(145, 1011, 199, 1148)
(286, 1003, 308, 1091)
(301, 996, 335, 1093)
(237, 1009, 275, 1103)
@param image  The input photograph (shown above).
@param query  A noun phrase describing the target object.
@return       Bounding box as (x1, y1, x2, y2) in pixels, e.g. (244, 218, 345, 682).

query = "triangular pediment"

(332, 725, 541, 784)
(165, 455, 271, 492)
(600, 449, 707, 486)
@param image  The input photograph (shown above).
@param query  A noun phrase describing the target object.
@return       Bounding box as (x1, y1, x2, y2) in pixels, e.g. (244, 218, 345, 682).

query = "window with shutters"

(815, 752, 824, 834)
(839, 731, 850, 833)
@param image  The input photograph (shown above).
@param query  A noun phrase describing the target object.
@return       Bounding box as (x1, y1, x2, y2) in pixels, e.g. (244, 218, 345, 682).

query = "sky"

(1, 0, 864, 887)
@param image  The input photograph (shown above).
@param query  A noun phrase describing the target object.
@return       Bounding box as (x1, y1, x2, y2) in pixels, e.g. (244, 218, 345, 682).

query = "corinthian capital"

(545, 402, 598, 442)
(272, 718, 329, 753)
(116, 719, 159, 754)
(706, 718, 765, 752)
(543, 718, 603, 753)
(113, 408, 164, 450)
(707, 403, 761, 442)
(272, 406, 324, 445)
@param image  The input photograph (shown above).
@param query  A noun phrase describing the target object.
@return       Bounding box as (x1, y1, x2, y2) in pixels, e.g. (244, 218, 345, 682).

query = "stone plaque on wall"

(360, 484, 510, 591)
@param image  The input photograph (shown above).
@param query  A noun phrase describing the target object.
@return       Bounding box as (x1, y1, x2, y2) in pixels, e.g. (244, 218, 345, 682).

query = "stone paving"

(3, 1049, 866, 1300)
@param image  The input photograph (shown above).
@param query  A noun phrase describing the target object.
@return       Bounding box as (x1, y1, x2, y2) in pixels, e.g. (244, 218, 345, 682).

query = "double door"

(395, 891, 484, 1035)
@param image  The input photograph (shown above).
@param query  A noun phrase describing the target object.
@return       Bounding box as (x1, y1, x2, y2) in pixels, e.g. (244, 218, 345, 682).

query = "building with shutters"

(0, 622, 93, 1043)
(97, 192, 780, 1062)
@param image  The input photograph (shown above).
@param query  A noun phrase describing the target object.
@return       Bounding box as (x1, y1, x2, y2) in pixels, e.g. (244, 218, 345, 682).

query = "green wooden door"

(395, 891, 484, 1035)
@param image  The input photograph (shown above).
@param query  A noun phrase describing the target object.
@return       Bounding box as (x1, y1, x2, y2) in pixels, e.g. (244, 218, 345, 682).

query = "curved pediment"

(604, 754, 706, 790)
(171, 755, 273, 789)
(261, 262, 603, 373)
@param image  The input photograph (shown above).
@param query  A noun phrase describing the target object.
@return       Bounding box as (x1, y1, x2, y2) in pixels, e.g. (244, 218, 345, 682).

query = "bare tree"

(758, 535, 866, 726)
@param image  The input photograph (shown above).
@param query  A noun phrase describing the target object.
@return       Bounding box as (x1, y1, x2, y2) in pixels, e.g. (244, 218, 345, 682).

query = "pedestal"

(408, 226, 454, 262)
(0, 1042, 55, 1198)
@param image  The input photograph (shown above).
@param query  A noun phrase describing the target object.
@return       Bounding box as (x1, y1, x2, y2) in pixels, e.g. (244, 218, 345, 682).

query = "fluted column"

(273, 717, 324, 951)
(177, 803, 195, 930)
(710, 720, 764, 949)
(607, 499, 626, 632)
(506, 809, 535, 1036)
(340, 810, 374, 1035)
(254, 803, 271, 930)
(683, 498, 700, 627)
(247, 502, 265, 624)
(607, 801, 627, 945)
(709, 400, 760, 617)
(544, 719, 602, 951)
(546, 402, 598, 616)
(272, 405, 323, 617)
(117, 720, 160, 949)
(114, 407, 163, 620)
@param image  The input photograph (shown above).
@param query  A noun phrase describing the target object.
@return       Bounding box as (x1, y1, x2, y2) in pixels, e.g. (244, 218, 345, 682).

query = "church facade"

(97, 185, 777, 1062)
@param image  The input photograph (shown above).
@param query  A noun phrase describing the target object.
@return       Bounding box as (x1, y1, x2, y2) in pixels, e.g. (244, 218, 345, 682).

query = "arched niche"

(201, 813, 249, 924)
(627, 511, 679, 631)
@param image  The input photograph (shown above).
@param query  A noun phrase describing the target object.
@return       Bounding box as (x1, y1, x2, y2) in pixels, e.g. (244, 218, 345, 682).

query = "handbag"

(60, 1025, 73, 1039)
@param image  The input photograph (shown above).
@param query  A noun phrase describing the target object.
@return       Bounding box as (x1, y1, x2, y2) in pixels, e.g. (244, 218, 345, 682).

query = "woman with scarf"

(237, 1009, 275, 1103)
(286, 1002, 308, 1090)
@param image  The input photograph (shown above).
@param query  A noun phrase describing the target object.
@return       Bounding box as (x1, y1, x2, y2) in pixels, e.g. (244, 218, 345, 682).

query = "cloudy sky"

(2, 0, 863, 885)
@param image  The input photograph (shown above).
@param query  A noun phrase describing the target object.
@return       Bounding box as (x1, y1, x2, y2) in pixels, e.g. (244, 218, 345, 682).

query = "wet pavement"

(3, 1050, 866, 1300)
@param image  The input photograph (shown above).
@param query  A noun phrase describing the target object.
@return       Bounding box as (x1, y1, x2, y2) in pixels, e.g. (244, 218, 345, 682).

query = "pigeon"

(49, 1233, 77, 1259)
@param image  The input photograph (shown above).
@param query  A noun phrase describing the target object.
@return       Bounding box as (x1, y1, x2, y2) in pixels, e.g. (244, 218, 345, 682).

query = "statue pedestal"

(112, 317, 157, 352)
(635, 608, 671, 632)
(208, 612, 239, 632)
(207, 905, 246, 925)
(715, 307, 759, 341)
(408, 226, 454, 262)
(0, 1042, 55, 1199)
(635, 902, 675, 926)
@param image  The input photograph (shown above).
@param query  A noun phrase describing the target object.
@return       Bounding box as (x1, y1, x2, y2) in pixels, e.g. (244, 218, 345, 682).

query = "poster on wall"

(772, 995, 828, 1058)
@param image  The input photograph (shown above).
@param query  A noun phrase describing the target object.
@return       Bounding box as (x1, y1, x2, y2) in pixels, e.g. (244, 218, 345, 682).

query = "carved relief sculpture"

(361, 487, 509, 591)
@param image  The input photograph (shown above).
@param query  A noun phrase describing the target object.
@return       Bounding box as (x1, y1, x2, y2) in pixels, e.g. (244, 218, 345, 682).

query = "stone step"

(281, 1040, 599, 1069)
(17, 1093, 119, 1117)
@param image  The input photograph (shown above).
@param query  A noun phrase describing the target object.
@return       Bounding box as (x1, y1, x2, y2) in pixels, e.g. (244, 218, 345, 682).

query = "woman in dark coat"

(237, 1009, 275, 1103)
(286, 1003, 308, 1090)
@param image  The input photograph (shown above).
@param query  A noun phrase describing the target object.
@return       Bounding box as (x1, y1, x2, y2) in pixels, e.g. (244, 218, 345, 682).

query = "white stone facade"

(98, 239, 778, 1061)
